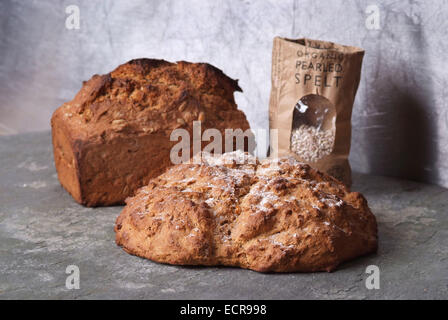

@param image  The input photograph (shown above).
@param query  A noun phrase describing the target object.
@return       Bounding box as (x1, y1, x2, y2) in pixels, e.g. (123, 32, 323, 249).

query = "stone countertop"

(0, 131, 447, 300)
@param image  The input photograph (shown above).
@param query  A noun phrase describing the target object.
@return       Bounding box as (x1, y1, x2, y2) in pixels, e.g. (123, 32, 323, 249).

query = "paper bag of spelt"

(269, 37, 364, 186)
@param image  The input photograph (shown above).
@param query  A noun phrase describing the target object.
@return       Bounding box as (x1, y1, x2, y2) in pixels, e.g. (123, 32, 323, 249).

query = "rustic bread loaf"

(51, 59, 250, 206)
(115, 151, 378, 272)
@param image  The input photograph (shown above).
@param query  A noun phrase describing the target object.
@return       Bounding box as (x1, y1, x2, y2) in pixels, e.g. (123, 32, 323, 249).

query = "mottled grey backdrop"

(1, 0, 447, 188)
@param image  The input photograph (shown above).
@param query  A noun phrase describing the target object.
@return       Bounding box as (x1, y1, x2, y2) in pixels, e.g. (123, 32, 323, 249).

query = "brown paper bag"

(269, 37, 364, 186)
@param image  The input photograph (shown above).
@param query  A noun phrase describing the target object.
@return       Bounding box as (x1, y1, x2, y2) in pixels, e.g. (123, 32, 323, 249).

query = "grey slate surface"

(0, 131, 447, 299)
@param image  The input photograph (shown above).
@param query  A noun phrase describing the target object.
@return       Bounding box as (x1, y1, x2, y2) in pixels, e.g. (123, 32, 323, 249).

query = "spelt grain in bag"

(269, 37, 364, 186)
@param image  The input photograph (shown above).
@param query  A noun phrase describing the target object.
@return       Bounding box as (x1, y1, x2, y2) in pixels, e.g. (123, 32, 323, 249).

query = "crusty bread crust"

(115, 152, 378, 272)
(51, 59, 250, 206)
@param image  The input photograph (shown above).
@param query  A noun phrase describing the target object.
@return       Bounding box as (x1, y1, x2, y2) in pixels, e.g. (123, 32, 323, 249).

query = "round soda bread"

(115, 151, 377, 272)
